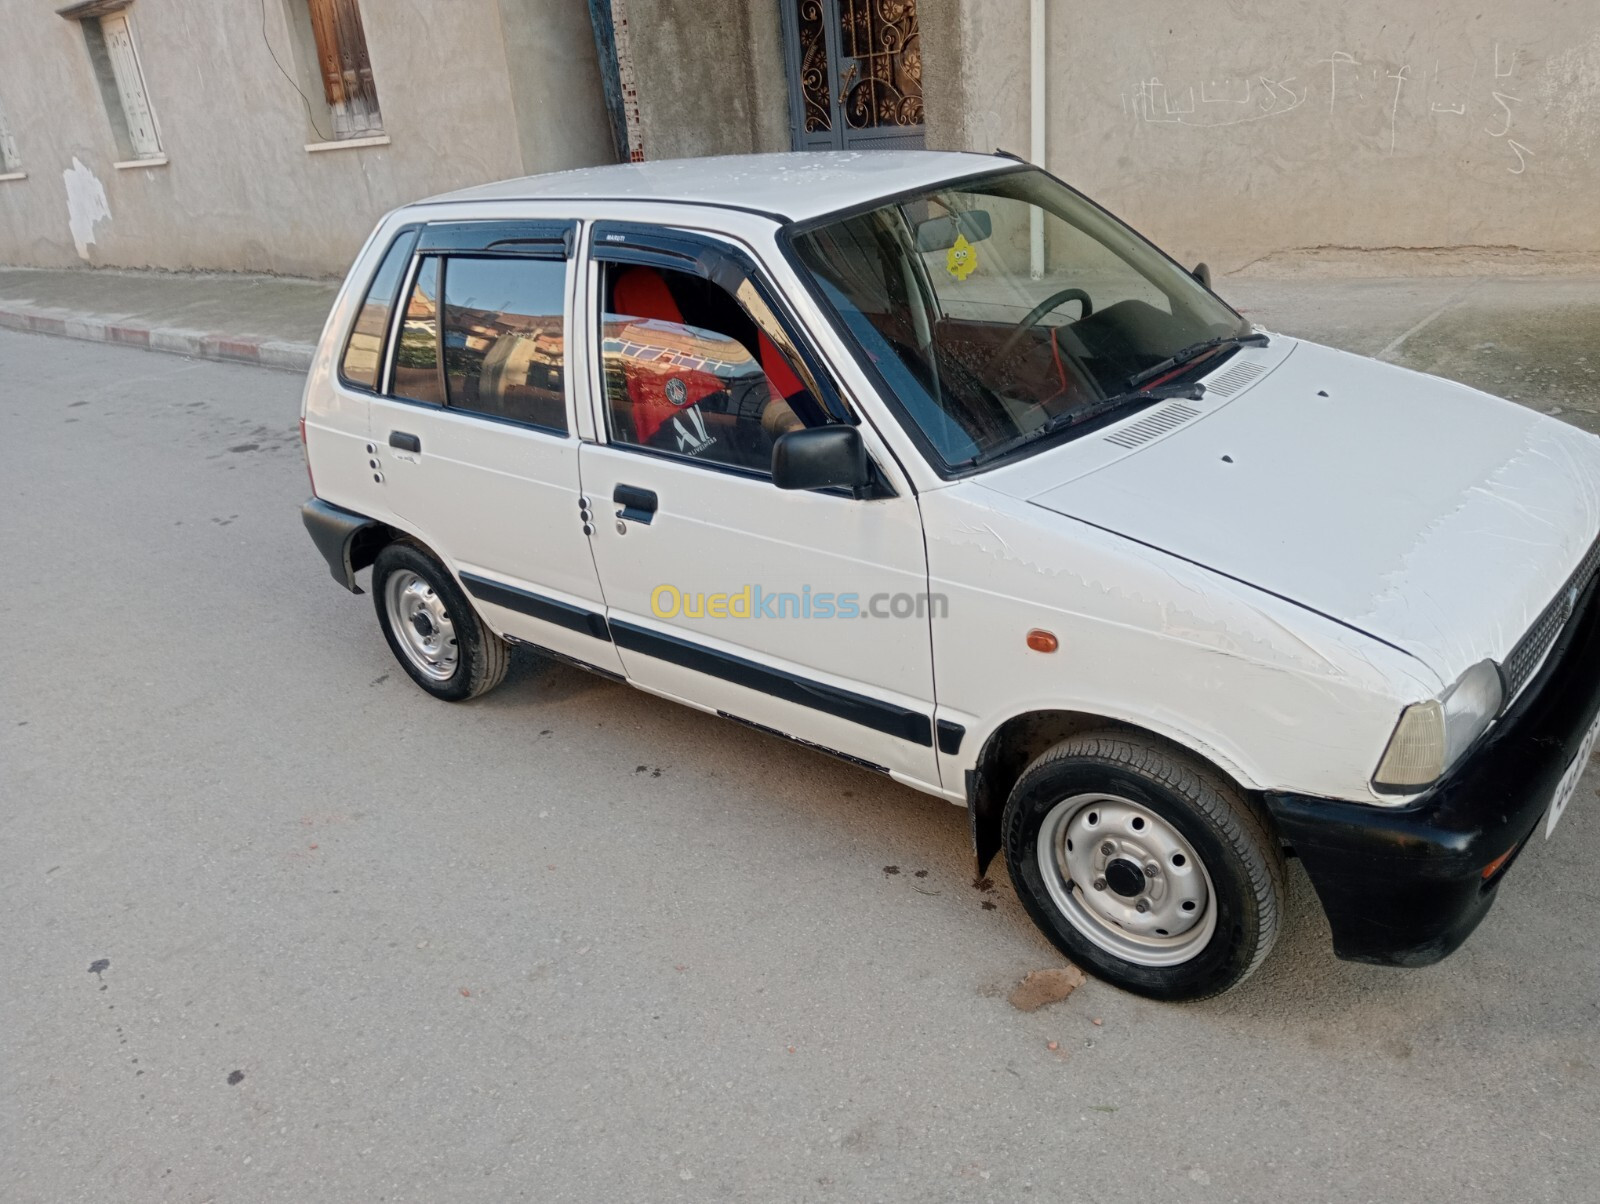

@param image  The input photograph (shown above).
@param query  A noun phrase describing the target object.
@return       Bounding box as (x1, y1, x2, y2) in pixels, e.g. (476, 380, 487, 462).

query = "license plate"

(1547, 712, 1600, 839)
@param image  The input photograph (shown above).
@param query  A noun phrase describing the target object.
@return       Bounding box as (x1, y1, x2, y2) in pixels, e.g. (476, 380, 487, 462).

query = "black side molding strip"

(936, 719, 966, 756)
(460, 573, 612, 642)
(610, 619, 933, 746)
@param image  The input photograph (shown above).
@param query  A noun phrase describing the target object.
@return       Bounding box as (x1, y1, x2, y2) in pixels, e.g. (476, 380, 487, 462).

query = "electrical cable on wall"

(260, 0, 332, 144)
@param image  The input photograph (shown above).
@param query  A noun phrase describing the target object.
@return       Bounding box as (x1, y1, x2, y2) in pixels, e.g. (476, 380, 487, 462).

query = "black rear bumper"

(302, 497, 381, 593)
(1264, 574, 1600, 967)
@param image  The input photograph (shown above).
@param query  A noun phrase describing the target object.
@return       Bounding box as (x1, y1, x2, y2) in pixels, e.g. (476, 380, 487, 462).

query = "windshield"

(790, 168, 1252, 469)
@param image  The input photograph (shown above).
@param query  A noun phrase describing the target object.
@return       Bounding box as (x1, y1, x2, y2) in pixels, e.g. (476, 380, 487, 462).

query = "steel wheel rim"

(1036, 792, 1216, 968)
(384, 570, 459, 682)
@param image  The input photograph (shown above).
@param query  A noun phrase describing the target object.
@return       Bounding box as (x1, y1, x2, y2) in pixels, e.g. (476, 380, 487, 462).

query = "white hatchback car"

(302, 151, 1600, 999)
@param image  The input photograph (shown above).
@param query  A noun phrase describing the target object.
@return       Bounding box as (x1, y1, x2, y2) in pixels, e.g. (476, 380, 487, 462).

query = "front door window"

(599, 263, 826, 473)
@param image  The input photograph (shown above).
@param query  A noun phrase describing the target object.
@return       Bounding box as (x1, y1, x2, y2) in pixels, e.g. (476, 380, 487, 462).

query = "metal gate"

(781, 0, 925, 151)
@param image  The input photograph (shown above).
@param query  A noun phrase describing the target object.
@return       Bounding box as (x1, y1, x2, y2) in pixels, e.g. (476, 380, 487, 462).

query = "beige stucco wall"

(0, 0, 614, 277)
(6, 2, 1596, 278)
(622, 0, 791, 160)
(923, 0, 1600, 275)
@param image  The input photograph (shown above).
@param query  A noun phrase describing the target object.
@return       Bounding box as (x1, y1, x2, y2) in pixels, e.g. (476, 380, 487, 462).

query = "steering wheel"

(994, 287, 1093, 361)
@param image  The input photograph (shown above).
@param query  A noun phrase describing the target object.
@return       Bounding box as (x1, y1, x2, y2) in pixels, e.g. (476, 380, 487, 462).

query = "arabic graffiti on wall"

(1118, 38, 1584, 176)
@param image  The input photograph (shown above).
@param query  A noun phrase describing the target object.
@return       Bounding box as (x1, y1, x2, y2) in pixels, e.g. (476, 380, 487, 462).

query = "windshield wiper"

(966, 380, 1205, 467)
(1125, 331, 1269, 392)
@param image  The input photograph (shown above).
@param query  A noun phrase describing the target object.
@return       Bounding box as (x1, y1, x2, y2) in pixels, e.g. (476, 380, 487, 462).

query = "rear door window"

(441, 257, 568, 433)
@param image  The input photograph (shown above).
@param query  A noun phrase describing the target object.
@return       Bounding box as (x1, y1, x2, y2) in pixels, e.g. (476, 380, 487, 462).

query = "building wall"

(499, 0, 620, 185)
(923, 0, 1600, 275)
(620, 0, 791, 160)
(4, 2, 1596, 279)
(0, 0, 614, 277)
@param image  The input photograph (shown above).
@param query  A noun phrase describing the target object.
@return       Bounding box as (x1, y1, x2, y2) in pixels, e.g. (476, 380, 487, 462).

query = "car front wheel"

(1002, 731, 1287, 1000)
(372, 542, 509, 702)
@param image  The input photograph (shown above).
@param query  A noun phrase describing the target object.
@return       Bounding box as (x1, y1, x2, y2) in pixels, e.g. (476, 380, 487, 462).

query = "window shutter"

(100, 13, 160, 157)
(0, 101, 20, 171)
(307, 0, 346, 107)
(306, 0, 381, 138)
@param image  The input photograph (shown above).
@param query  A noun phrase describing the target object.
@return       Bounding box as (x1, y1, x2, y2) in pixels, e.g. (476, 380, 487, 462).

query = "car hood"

(984, 339, 1600, 685)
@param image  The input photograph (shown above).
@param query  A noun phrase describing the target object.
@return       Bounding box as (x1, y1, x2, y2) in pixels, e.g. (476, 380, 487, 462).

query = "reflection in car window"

(600, 264, 820, 473)
(442, 257, 568, 432)
(393, 257, 444, 405)
(340, 228, 417, 390)
(793, 168, 1251, 468)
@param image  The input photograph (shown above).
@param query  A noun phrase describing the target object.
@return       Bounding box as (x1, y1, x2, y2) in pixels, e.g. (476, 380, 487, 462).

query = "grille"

(1502, 533, 1600, 699)
(1203, 360, 1266, 397)
(1104, 402, 1201, 449)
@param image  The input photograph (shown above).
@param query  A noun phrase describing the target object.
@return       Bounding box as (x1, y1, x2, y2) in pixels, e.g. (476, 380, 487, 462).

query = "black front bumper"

(1264, 574, 1600, 967)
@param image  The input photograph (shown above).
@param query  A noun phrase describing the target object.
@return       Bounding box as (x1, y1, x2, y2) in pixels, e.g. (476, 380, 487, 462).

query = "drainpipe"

(1029, 0, 1046, 279)
(588, 0, 644, 162)
(587, 0, 627, 162)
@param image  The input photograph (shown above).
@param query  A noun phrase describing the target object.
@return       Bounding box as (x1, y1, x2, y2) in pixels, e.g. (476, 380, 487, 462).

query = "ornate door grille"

(782, 0, 924, 151)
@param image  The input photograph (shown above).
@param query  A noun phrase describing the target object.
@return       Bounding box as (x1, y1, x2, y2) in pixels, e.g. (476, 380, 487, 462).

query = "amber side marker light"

(1026, 629, 1059, 653)
(1481, 843, 1519, 882)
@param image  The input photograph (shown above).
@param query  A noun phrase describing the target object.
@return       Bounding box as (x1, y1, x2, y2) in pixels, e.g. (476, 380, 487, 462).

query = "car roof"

(423, 151, 1013, 223)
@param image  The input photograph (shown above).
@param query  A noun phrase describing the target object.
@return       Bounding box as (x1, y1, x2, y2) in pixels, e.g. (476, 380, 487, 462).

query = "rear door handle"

(389, 431, 421, 454)
(613, 483, 657, 525)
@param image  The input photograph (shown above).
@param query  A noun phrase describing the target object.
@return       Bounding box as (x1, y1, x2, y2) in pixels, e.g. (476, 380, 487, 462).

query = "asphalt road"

(3, 327, 1598, 1203)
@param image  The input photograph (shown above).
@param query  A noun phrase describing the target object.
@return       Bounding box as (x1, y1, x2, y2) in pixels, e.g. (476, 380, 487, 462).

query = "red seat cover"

(613, 266, 682, 327)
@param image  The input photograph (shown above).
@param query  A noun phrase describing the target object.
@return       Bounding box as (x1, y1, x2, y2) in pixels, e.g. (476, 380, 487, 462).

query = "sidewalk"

(2, 264, 1596, 433)
(0, 266, 336, 373)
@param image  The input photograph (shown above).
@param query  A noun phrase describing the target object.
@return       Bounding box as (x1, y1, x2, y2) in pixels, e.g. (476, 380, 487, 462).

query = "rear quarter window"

(339, 228, 419, 391)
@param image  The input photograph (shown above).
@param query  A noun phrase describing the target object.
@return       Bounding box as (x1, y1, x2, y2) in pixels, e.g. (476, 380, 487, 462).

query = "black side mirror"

(1192, 262, 1212, 290)
(772, 425, 869, 495)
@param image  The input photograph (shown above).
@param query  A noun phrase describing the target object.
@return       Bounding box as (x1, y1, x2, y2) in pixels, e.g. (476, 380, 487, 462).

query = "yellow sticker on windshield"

(947, 233, 977, 281)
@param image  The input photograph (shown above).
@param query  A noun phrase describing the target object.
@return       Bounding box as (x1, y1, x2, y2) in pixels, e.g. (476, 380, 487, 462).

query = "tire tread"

(372, 541, 509, 703)
(1002, 730, 1287, 998)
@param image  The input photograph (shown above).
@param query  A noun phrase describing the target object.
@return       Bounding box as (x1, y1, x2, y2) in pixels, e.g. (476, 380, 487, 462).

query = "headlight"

(1373, 659, 1504, 790)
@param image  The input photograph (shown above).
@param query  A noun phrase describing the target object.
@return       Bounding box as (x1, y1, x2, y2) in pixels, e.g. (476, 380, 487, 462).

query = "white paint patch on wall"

(1545, 31, 1600, 160)
(62, 156, 111, 260)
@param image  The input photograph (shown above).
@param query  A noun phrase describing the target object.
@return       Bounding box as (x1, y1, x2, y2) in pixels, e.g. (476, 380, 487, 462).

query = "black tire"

(1001, 731, 1287, 1001)
(371, 542, 509, 702)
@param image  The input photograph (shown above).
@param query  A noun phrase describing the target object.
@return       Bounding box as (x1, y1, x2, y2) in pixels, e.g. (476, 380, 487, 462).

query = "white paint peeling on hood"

(63, 156, 110, 260)
(1009, 338, 1600, 685)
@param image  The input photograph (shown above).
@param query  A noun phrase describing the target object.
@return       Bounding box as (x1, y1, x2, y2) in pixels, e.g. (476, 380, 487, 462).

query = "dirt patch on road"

(1008, 966, 1087, 1012)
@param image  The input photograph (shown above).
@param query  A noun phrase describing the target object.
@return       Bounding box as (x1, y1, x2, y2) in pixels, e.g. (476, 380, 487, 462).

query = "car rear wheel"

(1002, 731, 1286, 1000)
(372, 542, 508, 702)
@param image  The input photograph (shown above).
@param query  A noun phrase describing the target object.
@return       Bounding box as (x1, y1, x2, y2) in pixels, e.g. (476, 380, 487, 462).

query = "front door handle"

(613, 483, 657, 525)
(389, 430, 421, 454)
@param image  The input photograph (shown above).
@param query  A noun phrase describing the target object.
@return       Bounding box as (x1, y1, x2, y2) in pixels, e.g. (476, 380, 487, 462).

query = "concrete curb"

(0, 302, 314, 373)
